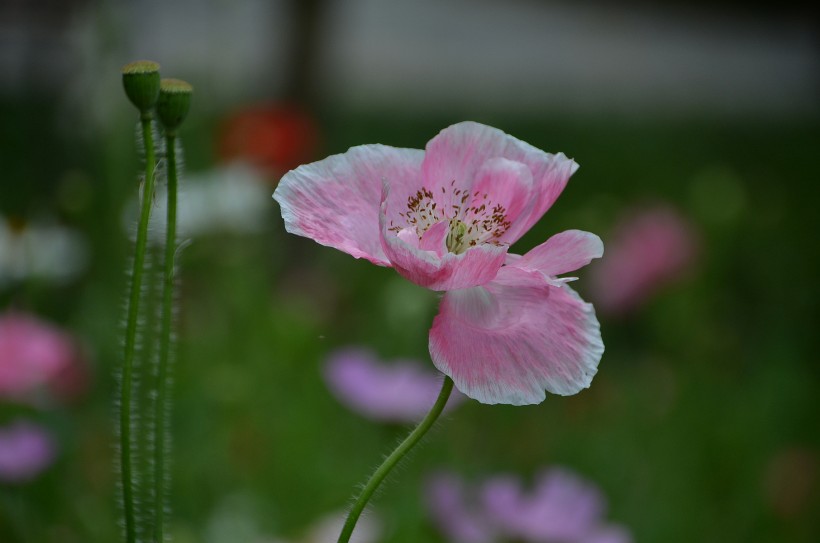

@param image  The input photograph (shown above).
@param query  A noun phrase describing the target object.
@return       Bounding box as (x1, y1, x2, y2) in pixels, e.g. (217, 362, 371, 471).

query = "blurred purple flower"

(0, 311, 83, 404)
(579, 526, 633, 543)
(426, 468, 632, 543)
(323, 348, 464, 423)
(0, 419, 56, 483)
(482, 468, 629, 543)
(588, 206, 698, 316)
(425, 472, 495, 543)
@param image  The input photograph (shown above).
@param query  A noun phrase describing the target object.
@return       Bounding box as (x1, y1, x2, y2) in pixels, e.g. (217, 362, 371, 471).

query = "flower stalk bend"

(337, 376, 454, 543)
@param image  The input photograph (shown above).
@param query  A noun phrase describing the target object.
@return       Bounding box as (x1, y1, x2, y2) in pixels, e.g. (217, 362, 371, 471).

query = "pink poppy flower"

(323, 348, 464, 423)
(274, 122, 604, 405)
(0, 311, 82, 404)
(588, 206, 698, 316)
(0, 419, 57, 483)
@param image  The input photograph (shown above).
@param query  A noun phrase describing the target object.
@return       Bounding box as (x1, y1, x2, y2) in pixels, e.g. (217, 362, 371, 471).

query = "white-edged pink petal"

(513, 230, 604, 277)
(429, 267, 603, 405)
(419, 221, 449, 255)
(504, 253, 523, 266)
(503, 154, 578, 243)
(421, 122, 579, 244)
(382, 237, 507, 291)
(380, 187, 507, 291)
(273, 144, 423, 266)
(396, 227, 421, 249)
(464, 158, 533, 232)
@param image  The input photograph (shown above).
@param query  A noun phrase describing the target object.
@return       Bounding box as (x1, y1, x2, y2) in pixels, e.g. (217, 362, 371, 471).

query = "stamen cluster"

(389, 181, 511, 254)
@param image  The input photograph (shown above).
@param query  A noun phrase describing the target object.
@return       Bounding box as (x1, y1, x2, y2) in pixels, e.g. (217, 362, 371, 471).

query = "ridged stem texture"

(337, 376, 454, 543)
(153, 132, 179, 543)
(121, 113, 157, 543)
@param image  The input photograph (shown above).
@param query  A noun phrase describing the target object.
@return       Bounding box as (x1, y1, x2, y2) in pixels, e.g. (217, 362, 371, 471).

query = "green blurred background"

(1, 1, 818, 542)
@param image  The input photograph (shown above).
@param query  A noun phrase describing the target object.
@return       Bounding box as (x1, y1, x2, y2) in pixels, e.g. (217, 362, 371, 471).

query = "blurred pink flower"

(425, 468, 632, 543)
(0, 311, 87, 405)
(0, 419, 56, 483)
(323, 348, 464, 423)
(588, 206, 698, 316)
(275, 122, 604, 405)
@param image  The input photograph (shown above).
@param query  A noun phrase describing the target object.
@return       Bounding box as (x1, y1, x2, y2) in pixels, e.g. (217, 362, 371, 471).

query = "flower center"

(388, 182, 511, 254)
(445, 219, 469, 253)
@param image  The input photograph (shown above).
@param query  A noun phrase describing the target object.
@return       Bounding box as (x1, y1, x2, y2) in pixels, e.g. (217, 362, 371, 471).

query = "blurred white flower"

(204, 493, 381, 543)
(256, 511, 382, 543)
(0, 216, 88, 286)
(123, 162, 272, 242)
(204, 492, 270, 543)
(299, 511, 382, 543)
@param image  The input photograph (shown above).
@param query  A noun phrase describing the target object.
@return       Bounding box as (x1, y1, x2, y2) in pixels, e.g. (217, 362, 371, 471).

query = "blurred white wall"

(319, 0, 819, 117)
(2, 0, 817, 118)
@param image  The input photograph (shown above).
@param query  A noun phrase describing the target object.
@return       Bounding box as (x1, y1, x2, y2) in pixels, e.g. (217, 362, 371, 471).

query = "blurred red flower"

(217, 103, 320, 179)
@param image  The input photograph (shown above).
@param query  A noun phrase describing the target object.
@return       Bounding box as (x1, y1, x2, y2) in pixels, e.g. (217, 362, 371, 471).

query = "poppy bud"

(122, 60, 161, 113)
(156, 79, 193, 133)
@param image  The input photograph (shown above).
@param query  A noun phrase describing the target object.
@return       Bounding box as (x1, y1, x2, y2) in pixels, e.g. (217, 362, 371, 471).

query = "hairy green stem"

(153, 132, 179, 543)
(121, 113, 157, 543)
(337, 376, 454, 543)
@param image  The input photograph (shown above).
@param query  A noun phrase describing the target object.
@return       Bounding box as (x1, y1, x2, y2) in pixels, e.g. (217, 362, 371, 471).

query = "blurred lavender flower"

(0, 215, 88, 286)
(588, 205, 698, 316)
(426, 468, 631, 543)
(0, 311, 85, 405)
(0, 419, 56, 483)
(425, 472, 495, 543)
(323, 348, 464, 423)
(578, 526, 633, 543)
(482, 468, 630, 543)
